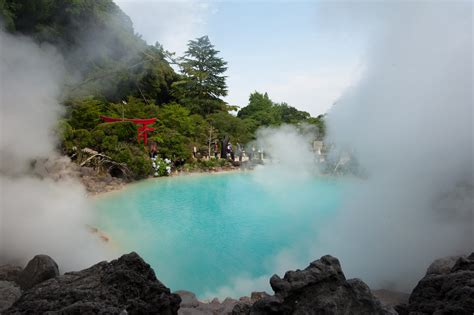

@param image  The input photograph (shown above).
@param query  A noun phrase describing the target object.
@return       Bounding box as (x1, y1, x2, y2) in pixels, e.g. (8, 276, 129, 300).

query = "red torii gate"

(100, 115, 157, 145)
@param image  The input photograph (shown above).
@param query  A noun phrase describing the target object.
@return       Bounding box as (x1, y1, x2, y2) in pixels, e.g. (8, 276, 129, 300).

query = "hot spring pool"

(94, 171, 344, 298)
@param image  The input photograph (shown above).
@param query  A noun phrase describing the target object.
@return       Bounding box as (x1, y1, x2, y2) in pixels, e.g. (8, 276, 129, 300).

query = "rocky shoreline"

(1, 252, 472, 314)
(87, 165, 244, 197)
(30, 155, 245, 196)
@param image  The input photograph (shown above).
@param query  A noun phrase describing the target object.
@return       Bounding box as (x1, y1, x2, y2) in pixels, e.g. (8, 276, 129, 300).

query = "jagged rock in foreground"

(177, 293, 239, 315)
(5, 252, 181, 314)
(397, 253, 474, 315)
(176, 290, 200, 309)
(425, 255, 465, 276)
(0, 265, 23, 311)
(17, 254, 59, 290)
(0, 281, 21, 312)
(233, 255, 388, 315)
(0, 265, 22, 283)
(176, 290, 269, 315)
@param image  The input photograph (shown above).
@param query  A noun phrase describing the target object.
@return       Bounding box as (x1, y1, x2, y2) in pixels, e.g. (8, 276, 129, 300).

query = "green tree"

(208, 111, 253, 144)
(237, 92, 273, 119)
(0, 0, 16, 31)
(152, 128, 191, 163)
(158, 103, 193, 134)
(274, 103, 310, 124)
(106, 96, 159, 119)
(152, 104, 195, 162)
(307, 114, 326, 139)
(238, 91, 313, 127)
(67, 97, 107, 130)
(133, 45, 178, 105)
(174, 35, 228, 115)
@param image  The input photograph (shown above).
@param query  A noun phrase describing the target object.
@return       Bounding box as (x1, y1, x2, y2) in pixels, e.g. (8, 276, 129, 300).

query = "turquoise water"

(94, 172, 343, 298)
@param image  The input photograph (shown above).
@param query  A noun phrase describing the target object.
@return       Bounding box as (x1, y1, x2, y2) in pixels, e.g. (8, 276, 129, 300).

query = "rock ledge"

(4, 252, 181, 314)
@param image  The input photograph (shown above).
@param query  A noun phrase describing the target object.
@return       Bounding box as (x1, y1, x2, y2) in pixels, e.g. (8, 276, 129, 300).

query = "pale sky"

(114, 0, 371, 116)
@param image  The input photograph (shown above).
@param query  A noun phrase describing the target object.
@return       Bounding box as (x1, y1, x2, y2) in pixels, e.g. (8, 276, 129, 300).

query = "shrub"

(109, 143, 150, 179)
(151, 128, 191, 163)
(73, 129, 93, 148)
(101, 135, 119, 152)
(95, 121, 137, 142)
(67, 98, 106, 130)
(91, 129, 105, 146)
(55, 120, 74, 142)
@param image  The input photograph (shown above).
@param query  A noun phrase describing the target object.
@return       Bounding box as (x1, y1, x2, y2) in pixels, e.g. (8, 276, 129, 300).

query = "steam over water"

(319, 1, 473, 290)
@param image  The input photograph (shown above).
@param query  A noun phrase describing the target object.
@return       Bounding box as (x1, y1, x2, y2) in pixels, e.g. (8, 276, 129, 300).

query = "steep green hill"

(0, 0, 325, 179)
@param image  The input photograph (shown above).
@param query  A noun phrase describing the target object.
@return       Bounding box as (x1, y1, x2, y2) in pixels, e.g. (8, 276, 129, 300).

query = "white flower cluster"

(164, 158, 171, 175)
(151, 156, 159, 177)
(151, 157, 172, 176)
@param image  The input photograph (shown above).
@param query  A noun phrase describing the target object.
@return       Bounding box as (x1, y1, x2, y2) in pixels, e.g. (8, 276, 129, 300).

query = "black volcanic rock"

(404, 252, 474, 314)
(0, 281, 21, 312)
(17, 254, 59, 290)
(0, 265, 22, 283)
(425, 255, 465, 276)
(232, 302, 251, 314)
(235, 255, 388, 315)
(5, 252, 181, 314)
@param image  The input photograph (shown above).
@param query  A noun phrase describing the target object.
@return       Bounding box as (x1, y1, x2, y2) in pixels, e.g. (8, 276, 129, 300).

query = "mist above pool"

(95, 172, 343, 298)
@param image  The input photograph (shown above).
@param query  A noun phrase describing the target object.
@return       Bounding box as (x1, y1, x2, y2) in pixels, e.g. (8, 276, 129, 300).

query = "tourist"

(221, 136, 229, 160)
(149, 142, 158, 159)
(193, 146, 197, 158)
(227, 142, 234, 160)
(213, 142, 219, 159)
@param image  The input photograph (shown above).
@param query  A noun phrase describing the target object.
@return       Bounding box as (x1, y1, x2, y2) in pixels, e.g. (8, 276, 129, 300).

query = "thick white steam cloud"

(208, 2, 472, 297)
(319, 1, 473, 291)
(0, 30, 111, 270)
(251, 125, 318, 186)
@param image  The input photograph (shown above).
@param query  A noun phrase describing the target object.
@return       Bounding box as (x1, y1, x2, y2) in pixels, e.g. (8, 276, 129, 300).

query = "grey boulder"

(0, 265, 22, 283)
(0, 281, 21, 312)
(425, 255, 465, 276)
(175, 290, 200, 308)
(17, 254, 59, 290)
(401, 252, 474, 315)
(5, 252, 181, 314)
(235, 255, 388, 315)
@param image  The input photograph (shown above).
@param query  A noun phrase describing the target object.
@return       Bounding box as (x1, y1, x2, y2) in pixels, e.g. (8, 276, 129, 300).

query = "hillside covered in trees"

(0, 0, 325, 179)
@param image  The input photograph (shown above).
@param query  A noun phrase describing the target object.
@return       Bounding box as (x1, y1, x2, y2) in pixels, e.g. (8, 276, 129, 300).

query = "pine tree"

(174, 36, 228, 116)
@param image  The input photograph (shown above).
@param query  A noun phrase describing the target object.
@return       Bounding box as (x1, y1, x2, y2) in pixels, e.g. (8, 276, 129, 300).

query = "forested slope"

(0, 0, 325, 179)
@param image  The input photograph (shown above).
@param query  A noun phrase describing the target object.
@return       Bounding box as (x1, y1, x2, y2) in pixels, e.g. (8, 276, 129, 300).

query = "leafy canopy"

(1, 0, 327, 178)
(173, 35, 228, 115)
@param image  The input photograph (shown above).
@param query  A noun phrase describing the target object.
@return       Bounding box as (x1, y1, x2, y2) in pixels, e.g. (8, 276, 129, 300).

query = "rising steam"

(319, 1, 472, 291)
(0, 30, 110, 270)
(207, 1, 472, 297)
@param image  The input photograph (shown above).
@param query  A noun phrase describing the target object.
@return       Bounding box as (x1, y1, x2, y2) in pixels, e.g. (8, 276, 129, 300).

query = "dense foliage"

(1, 0, 325, 179)
(173, 36, 228, 115)
(238, 92, 325, 138)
